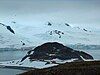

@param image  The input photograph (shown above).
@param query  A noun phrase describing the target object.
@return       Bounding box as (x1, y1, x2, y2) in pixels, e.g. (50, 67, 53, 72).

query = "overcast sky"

(0, 0, 100, 30)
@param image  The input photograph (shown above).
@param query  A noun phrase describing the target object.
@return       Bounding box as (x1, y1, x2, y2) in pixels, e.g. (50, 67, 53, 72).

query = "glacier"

(0, 21, 100, 49)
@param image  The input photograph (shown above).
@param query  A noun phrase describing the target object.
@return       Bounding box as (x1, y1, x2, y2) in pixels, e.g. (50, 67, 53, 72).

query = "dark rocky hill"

(21, 42, 93, 62)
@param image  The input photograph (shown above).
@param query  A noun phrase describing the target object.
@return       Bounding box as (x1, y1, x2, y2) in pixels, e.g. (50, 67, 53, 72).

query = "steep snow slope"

(0, 24, 34, 48)
(12, 22, 100, 45)
(0, 22, 100, 48)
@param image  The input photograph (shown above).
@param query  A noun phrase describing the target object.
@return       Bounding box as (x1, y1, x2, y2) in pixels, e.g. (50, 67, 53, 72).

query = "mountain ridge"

(0, 22, 100, 48)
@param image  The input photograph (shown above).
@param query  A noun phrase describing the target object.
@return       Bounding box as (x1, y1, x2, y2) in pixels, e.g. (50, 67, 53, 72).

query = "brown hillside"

(19, 61, 100, 75)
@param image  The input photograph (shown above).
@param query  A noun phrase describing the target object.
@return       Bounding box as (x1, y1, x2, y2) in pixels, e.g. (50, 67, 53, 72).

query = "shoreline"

(0, 65, 36, 70)
(19, 61, 100, 75)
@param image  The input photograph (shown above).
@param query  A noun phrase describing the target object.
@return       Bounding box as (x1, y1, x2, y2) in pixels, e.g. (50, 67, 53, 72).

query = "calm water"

(0, 50, 100, 75)
(80, 49, 100, 60)
(0, 50, 28, 61)
(0, 50, 28, 75)
(0, 68, 26, 75)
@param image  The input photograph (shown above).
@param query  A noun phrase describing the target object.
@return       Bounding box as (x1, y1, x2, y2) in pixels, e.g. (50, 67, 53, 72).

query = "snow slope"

(0, 22, 100, 48)
(0, 24, 34, 48)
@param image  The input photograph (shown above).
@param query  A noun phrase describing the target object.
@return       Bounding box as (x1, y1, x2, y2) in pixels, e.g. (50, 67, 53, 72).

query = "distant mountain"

(0, 22, 100, 48)
(0, 23, 33, 48)
(69, 44, 100, 50)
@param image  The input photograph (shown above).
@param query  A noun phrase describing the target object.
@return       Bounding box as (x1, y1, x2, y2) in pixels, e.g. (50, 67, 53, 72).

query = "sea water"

(0, 50, 28, 75)
(0, 49, 100, 75)
(80, 49, 100, 60)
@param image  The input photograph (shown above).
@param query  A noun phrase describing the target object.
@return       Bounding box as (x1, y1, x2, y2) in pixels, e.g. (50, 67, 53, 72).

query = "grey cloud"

(0, 0, 100, 30)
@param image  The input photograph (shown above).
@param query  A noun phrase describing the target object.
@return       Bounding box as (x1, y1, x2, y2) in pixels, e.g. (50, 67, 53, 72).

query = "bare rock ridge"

(21, 42, 93, 62)
(0, 23, 15, 34)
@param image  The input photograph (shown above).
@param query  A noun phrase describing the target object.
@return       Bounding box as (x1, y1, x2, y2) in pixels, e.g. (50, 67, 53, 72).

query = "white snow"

(80, 56, 94, 61)
(51, 58, 78, 63)
(0, 21, 100, 49)
(0, 58, 58, 69)
(0, 58, 79, 69)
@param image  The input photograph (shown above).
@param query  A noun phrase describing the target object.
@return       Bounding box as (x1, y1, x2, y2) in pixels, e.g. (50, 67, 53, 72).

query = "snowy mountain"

(0, 23, 33, 48)
(0, 21, 100, 48)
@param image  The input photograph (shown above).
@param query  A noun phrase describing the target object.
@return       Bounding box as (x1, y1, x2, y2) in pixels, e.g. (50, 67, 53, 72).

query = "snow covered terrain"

(0, 23, 35, 48)
(0, 58, 81, 69)
(0, 21, 100, 48)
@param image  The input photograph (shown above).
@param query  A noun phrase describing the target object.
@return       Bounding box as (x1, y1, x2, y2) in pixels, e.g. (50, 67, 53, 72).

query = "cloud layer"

(0, 0, 100, 30)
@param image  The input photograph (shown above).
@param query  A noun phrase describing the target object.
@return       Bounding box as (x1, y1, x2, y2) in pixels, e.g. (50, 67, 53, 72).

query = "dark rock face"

(83, 28, 87, 32)
(47, 22, 52, 26)
(6, 26, 15, 34)
(65, 23, 70, 26)
(0, 23, 15, 34)
(21, 42, 93, 62)
(49, 30, 64, 38)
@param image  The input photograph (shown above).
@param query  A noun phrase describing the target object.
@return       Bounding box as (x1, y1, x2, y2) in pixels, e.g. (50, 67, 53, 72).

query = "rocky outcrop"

(21, 42, 93, 62)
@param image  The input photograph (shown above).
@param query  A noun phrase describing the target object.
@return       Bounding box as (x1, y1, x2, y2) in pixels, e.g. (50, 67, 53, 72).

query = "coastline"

(19, 61, 100, 75)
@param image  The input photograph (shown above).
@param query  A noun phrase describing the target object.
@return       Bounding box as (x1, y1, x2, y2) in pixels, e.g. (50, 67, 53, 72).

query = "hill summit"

(21, 42, 93, 63)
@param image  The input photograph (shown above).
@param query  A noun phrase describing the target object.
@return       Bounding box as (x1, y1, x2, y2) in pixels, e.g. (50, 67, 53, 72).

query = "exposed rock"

(47, 22, 52, 26)
(0, 23, 15, 34)
(83, 28, 88, 32)
(21, 42, 93, 62)
(49, 30, 64, 38)
(21, 41, 25, 46)
(65, 23, 70, 26)
(11, 21, 16, 24)
(6, 26, 15, 34)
